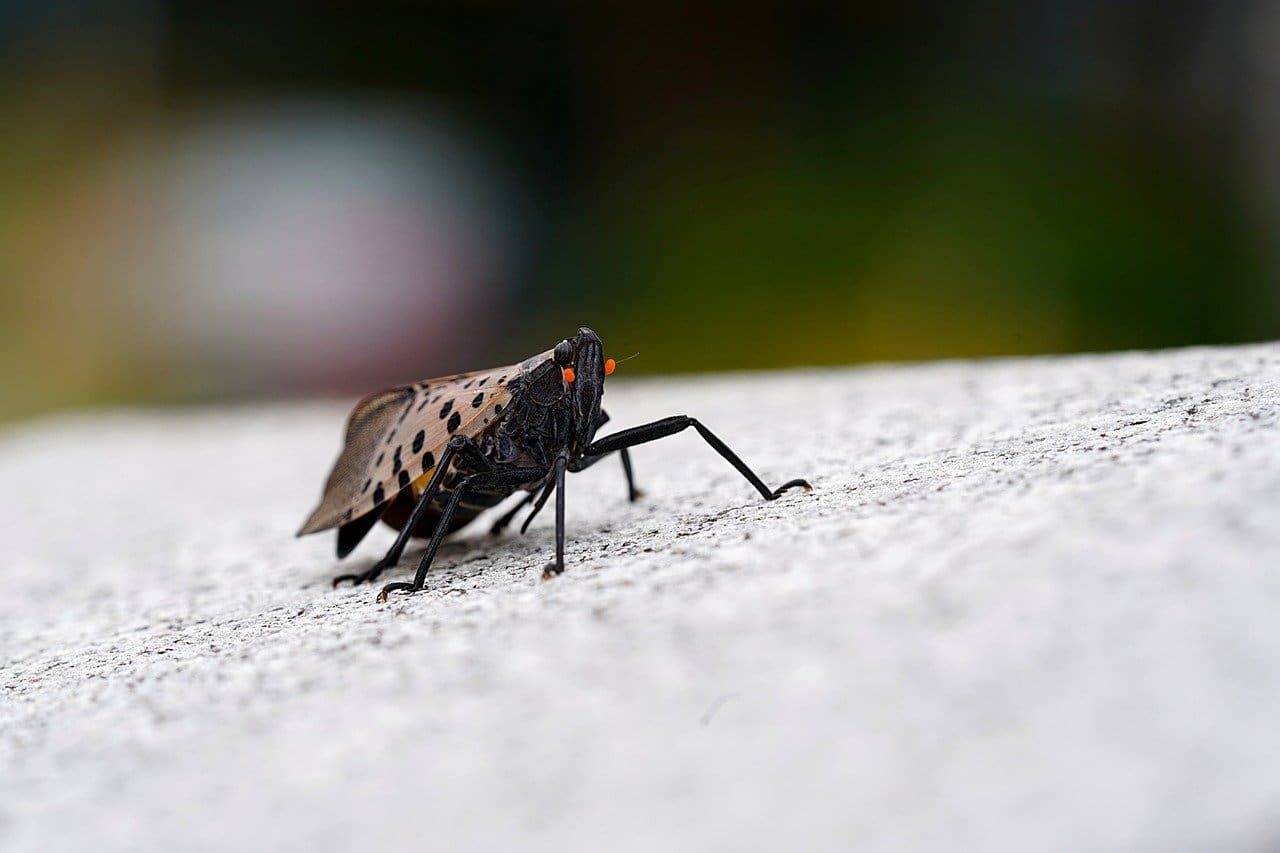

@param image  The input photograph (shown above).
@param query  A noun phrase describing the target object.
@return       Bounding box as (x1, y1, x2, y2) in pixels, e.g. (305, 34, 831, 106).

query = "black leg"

(585, 416, 811, 500)
(453, 438, 496, 473)
(619, 447, 643, 502)
(504, 449, 611, 538)
(568, 446, 642, 503)
(541, 455, 569, 579)
(489, 490, 536, 536)
(519, 479, 556, 534)
(333, 436, 465, 588)
(378, 466, 548, 601)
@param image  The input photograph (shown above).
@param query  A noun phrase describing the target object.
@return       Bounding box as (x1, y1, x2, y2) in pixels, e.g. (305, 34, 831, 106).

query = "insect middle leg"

(514, 446, 639, 537)
(378, 466, 548, 601)
(488, 490, 537, 536)
(584, 416, 811, 500)
(519, 480, 556, 534)
(499, 453, 644, 537)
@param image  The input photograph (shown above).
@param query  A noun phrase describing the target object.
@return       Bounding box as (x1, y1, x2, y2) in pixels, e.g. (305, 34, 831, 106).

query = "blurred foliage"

(0, 2, 1276, 422)
(545, 100, 1262, 371)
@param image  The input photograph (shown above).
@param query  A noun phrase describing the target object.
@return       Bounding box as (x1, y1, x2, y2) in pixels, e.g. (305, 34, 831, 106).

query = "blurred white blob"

(106, 101, 512, 394)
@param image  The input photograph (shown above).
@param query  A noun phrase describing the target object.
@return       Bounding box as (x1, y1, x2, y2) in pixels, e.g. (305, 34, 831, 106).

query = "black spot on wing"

(375, 451, 384, 468)
(447, 411, 462, 433)
(412, 430, 425, 453)
(422, 451, 435, 471)
(392, 446, 402, 475)
(362, 479, 371, 494)
(439, 399, 453, 419)
(398, 470, 410, 489)
(494, 403, 504, 414)
(472, 393, 484, 408)
(373, 484, 385, 505)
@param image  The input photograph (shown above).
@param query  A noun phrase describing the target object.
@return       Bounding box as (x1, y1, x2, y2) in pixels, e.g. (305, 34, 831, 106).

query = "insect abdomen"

(381, 483, 516, 537)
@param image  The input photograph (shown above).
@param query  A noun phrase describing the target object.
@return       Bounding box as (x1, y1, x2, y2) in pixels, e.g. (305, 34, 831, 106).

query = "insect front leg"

(541, 455, 569, 579)
(377, 466, 548, 601)
(333, 435, 468, 588)
(584, 416, 811, 500)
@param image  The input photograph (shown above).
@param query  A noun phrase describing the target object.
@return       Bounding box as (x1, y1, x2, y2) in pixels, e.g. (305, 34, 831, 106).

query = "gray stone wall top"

(2, 343, 1279, 852)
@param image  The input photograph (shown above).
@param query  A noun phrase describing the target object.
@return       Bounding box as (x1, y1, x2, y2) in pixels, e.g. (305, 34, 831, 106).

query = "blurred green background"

(3, 2, 1277, 423)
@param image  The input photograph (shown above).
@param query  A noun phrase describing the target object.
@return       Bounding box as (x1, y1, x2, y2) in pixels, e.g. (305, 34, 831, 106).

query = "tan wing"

(298, 350, 552, 536)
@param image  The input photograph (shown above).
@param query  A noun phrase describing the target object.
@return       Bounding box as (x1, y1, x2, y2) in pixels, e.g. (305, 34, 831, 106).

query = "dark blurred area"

(3, 1, 1277, 423)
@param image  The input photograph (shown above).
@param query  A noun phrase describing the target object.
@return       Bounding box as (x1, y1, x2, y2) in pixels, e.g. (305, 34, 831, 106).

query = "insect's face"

(555, 326, 613, 448)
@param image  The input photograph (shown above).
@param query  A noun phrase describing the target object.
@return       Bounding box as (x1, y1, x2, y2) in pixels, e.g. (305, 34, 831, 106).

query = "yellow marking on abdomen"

(410, 467, 437, 497)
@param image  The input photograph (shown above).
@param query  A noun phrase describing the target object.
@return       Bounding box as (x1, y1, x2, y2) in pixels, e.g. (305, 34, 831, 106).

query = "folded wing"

(298, 362, 528, 535)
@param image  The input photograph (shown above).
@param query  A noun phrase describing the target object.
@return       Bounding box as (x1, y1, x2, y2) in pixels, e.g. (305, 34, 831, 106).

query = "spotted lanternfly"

(299, 327, 812, 601)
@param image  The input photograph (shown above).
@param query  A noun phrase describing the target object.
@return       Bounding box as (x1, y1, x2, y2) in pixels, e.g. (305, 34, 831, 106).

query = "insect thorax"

(485, 366, 576, 472)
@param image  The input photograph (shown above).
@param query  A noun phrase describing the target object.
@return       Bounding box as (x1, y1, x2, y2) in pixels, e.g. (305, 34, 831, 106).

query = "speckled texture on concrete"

(2, 344, 1279, 852)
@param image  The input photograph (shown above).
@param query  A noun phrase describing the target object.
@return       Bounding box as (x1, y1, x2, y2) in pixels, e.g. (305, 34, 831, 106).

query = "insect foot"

(376, 582, 416, 602)
(769, 479, 813, 499)
(541, 563, 564, 581)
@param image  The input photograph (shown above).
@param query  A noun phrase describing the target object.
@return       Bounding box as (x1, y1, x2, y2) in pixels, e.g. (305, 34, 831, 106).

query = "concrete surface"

(2, 343, 1279, 852)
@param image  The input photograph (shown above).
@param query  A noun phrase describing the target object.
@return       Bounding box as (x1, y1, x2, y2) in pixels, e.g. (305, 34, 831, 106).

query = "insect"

(298, 327, 811, 601)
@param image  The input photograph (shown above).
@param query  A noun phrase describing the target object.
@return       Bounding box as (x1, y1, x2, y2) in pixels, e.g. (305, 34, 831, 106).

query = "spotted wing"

(298, 352, 549, 536)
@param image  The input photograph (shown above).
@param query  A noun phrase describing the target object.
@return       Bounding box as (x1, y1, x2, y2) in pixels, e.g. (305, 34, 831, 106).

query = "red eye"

(604, 358, 616, 376)
(563, 367, 576, 383)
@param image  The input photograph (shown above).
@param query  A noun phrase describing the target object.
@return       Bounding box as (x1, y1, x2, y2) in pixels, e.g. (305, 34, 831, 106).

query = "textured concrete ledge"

(2, 343, 1279, 852)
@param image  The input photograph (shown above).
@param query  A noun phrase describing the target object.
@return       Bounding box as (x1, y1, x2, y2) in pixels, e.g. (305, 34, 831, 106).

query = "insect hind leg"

(333, 436, 468, 588)
(378, 466, 548, 601)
